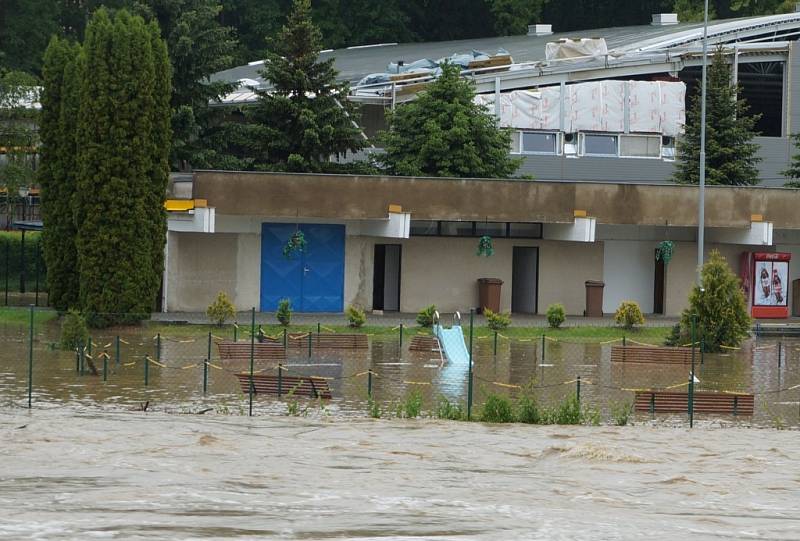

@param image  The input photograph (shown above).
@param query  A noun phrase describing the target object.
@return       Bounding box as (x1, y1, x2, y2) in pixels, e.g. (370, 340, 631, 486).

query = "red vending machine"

(747, 252, 791, 319)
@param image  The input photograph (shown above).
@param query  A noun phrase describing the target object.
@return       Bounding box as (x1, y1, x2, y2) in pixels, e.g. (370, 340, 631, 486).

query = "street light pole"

(697, 0, 709, 284)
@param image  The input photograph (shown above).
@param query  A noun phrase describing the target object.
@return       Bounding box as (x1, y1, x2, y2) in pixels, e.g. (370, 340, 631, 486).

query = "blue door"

(260, 223, 345, 312)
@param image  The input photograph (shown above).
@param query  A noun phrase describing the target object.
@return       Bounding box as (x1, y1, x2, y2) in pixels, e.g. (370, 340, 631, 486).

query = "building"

(163, 171, 800, 318)
(161, 12, 800, 318)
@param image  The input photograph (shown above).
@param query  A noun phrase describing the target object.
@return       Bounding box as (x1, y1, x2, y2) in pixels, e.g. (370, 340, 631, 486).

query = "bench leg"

(308, 378, 319, 399)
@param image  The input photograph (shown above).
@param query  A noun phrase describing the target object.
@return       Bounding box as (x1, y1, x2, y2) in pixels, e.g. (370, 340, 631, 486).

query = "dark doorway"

(373, 244, 401, 311)
(654, 249, 665, 315)
(512, 247, 538, 314)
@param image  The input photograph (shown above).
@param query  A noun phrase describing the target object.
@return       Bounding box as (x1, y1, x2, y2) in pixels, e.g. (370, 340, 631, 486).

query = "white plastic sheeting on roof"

(474, 80, 685, 136)
(544, 38, 608, 60)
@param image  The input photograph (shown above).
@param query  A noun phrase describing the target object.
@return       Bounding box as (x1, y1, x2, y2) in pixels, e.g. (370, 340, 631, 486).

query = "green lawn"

(147, 321, 671, 345)
(0, 306, 59, 326)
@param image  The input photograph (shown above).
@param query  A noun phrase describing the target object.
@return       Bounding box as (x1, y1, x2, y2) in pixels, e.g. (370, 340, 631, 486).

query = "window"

(510, 131, 521, 153)
(440, 221, 474, 236)
(508, 223, 543, 238)
(475, 222, 506, 237)
(619, 135, 660, 158)
(410, 221, 543, 238)
(582, 134, 618, 156)
(409, 220, 438, 236)
(521, 132, 558, 154)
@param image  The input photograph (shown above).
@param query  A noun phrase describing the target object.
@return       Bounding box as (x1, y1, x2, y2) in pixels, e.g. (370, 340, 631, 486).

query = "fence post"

(204, 331, 211, 394)
(317, 322, 321, 334)
(144, 354, 149, 386)
(115, 335, 120, 366)
(34, 242, 40, 307)
(27, 305, 33, 408)
(283, 328, 287, 354)
(688, 373, 694, 428)
(278, 363, 283, 397)
(87, 336, 92, 365)
(79, 340, 84, 376)
(700, 337, 705, 365)
(778, 341, 782, 368)
(233, 322, 238, 342)
(493, 331, 498, 356)
(4, 238, 9, 306)
(308, 331, 312, 358)
(19, 230, 25, 294)
(367, 369, 372, 398)
(399, 323, 403, 349)
(467, 308, 474, 421)
(576, 375, 581, 405)
(156, 333, 161, 366)
(75, 345, 80, 373)
(103, 351, 108, 382)
(541, 333, 545, 363)
(249, 307, 255, 417)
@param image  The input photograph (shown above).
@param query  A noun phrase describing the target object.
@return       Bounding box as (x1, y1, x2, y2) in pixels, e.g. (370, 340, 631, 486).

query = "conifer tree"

(40, 37, 81, 311)
(781, 133, 800, 187)
(674, 46, 762, 186)
(379, 63, 522, 178)
(247, 0, 365, 172)
(75, 9, 170, 326)
(679, 250, 751, 352)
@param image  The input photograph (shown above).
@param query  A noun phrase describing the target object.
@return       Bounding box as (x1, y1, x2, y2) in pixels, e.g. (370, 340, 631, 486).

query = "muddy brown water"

(1, 323, 799, 426)
(1, 410, 799, 540)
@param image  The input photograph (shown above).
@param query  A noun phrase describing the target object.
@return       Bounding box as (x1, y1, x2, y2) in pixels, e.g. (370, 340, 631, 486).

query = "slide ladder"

(433, 311, 471, 366)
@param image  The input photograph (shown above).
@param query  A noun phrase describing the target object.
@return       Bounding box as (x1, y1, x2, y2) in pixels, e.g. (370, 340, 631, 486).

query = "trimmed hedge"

(0, 231, 47, 291)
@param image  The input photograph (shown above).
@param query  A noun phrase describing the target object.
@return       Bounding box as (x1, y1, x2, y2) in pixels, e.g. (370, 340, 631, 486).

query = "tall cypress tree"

(75, 9, 169, 326)
(674, 46, 762, 186)
(40, 37, 81, 311)
(247, 0, 365, 172)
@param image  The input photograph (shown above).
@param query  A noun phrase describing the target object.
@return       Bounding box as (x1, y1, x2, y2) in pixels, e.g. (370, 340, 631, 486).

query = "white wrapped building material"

(545, 38, 608, 60)
(476, 80, 685, 137)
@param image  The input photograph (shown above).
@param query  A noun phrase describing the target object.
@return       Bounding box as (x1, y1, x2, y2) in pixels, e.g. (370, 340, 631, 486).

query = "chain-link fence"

(2, 307, 799, 428)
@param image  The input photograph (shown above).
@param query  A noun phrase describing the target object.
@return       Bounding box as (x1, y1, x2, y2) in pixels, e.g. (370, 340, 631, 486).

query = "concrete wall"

(602, 241, 656, 314)
(166, 231, 260, 312)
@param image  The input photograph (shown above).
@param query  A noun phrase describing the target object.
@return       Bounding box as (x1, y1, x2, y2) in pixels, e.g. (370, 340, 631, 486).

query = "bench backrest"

(217, 340, 286, 361)
(611, 345, 692, 364)
(634, 391, 754, 415)
(235, 373, 332, 399)
(286, 333, 368, 349)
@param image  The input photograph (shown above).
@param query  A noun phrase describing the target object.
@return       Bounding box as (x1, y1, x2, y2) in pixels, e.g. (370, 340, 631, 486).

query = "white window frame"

(618, 133, 662, 160)
(518, 131, 562, 156)
(579, 133, 619, 158)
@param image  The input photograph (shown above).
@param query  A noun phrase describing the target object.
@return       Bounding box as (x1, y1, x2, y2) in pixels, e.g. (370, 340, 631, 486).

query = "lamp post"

(697, 0, 709, 284)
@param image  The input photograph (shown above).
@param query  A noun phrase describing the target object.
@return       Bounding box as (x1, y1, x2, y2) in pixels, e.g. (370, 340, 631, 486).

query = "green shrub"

(483, 308, 511, 330)
(416, 304, 437, 327)
(206, 291, 236, 326)
(546, 303, 566, 329)
(345, 304, 366, 328)
(276, 298, 292, 327)
(680, 250, 751, 352)
(663, 323, 684, 347)
(542, 395, 582, 425)
(368, 398, 382, 419)
(435, 396, 466, 420)
(60, 309, 88, 351)
(516, 392, 541, 424)
(480, 393, 515, 423)
(614, 300, 645, 330)
(397, 389, 423, 418)
(611, 400, 633, 426)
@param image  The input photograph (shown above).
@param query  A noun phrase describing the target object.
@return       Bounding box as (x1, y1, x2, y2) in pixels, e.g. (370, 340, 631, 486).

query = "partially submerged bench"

(217, 340, 286, 362)
(286, 333, 368, 350)
(611, 345, 692, 364)
(634, 390, 754, 416)
(409, 335, 441, 352)
(234, 373, 332, 399)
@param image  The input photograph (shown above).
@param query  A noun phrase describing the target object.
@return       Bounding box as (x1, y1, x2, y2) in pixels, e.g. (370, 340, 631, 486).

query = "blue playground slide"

(434, 316, 471, 366)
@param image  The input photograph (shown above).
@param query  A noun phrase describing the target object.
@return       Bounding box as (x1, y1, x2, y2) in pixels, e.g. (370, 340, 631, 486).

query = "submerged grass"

(0, 307, 58, 326)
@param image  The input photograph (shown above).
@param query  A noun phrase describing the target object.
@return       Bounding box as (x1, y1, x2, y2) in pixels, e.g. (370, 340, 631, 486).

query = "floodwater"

(1, 322, 800, 427)
(1, 408, 799, 540)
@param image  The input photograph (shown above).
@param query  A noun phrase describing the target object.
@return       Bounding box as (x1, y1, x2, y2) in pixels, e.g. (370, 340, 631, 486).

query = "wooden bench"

(235, 373, 332, 399)
(409, 335, 441, 352)
(285, 333, 368, 350)
(611, 345, 692, 364)
(634, 391, 754, 416)
(217, 340, 286, 362)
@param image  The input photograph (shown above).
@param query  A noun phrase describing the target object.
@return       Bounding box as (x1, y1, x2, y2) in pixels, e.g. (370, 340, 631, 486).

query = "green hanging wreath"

(476, 235, 494, 257)
(282, 229, 307, 258)
(656, 240, 674, 264)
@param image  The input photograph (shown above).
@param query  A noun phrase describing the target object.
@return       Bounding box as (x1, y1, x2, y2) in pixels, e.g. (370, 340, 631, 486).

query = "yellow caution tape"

(180, 363, 199, 370)
(721, 390, 750, 395)
(626, 339, 655, 347)
(146, 356, 166, 368)
(103, 342, 112, 349)
(787, 383, 800, 391)
(98, 352, 110, 360)
(679, 341, 699, 347)
(497, 333, 510, 340)
(122, 361, 136, 367)
(403, 380, 431, 386)
(517, 338, 532, 343)
(665, 381, 690, 389)
(719, 344, 741, 350)
(491, 381, 522, 389)
(599, 338, 622, 345)
(119, 338, 130, 345)
(321, 325, 337, 333)
(211, 334, 225, 341)
(545, 336, 559, 342)
(390, 325, 401, 331)
(206, 362, 223, 370)
(83, 352, 93, 360)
